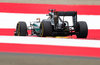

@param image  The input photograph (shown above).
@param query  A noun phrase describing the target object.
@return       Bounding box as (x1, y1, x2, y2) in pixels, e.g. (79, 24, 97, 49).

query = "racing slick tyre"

(39, 21, 52, 37)
(15, 21, 28, 36)
(75, 21, 88, 38)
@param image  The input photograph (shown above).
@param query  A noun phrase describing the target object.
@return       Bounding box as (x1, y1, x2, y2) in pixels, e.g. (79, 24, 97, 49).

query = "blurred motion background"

(0, 0, 100, 65)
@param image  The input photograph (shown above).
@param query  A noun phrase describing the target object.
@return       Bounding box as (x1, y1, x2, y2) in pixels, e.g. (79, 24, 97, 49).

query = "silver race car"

(14, 9, 88, 38)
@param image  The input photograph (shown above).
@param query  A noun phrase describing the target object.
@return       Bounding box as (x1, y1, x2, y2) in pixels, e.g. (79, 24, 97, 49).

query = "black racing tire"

(75, 21, 88, 38)
(15, 21, 28, 36)
(39, 21, 52, 37)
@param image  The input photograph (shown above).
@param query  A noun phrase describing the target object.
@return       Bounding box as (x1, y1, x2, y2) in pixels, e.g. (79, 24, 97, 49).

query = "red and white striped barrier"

(0, 36, 100, 58)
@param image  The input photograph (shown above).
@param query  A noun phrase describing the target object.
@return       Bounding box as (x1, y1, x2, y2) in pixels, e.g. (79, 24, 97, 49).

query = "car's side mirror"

(49, 9, 56, 12)
(46, 14, 49, 16)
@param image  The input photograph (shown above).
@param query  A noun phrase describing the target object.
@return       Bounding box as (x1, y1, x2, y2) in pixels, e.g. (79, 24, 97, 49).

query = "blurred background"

(0, 0, 100, 65)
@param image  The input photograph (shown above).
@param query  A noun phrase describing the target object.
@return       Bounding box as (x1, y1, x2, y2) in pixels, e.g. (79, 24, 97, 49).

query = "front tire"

(15, 21, 28, 36)
(75, 21, 88, 38)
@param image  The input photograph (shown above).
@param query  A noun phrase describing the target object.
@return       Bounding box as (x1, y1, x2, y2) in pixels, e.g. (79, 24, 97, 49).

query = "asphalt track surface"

(0, 52, 100, 65)
(0, 0, 100, 65)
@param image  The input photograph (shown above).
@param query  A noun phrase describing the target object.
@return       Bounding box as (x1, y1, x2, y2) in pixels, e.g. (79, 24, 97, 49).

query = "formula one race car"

(14, 9, 88, 38)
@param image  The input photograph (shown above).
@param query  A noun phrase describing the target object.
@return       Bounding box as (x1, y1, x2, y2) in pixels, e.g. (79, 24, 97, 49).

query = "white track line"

(0, 36, 100, 48)
(0, 12, 100, 29)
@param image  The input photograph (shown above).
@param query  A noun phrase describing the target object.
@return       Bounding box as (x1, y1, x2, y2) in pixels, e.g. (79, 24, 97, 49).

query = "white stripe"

(0, 36, 100, 48)
(0, 12, 100, 29)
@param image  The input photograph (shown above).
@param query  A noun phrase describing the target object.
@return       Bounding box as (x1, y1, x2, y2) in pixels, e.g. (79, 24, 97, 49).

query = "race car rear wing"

(54, 11, 77, 26)
(54, 11, 77, 16)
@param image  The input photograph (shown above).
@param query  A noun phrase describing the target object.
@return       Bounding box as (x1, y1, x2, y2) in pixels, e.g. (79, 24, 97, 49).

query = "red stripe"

(0, 3, 100, 15)
(0, 43, 100, 58)
(0, 29, 100, 40)
(87, 29, 100, 40)
(0, 29, 16, 36)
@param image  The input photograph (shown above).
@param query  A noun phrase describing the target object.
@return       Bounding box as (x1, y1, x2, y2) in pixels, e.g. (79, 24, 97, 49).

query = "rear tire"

(75, 21, 88, 38)
(39, 21, 52, 37)
(15, 21, 28, 36)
